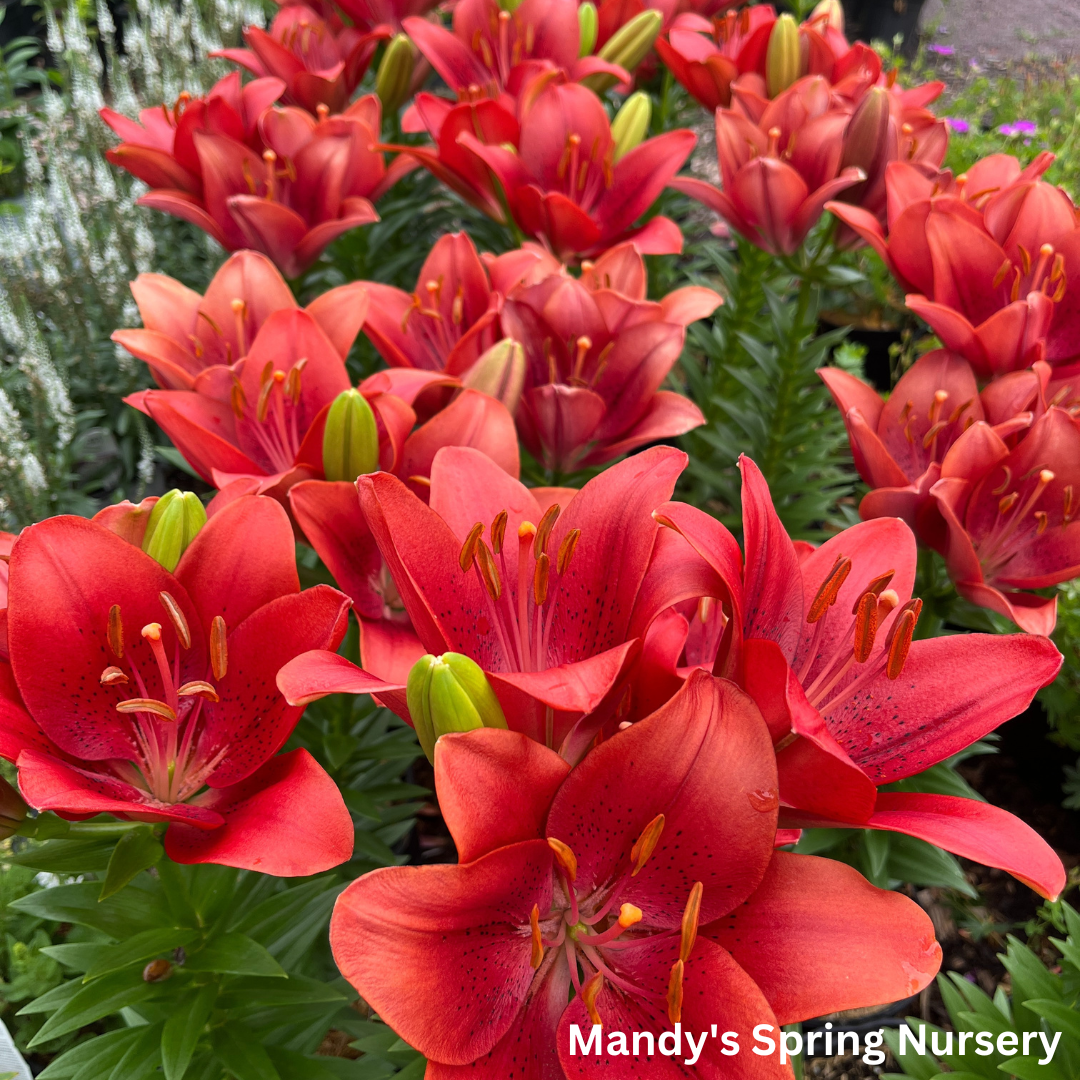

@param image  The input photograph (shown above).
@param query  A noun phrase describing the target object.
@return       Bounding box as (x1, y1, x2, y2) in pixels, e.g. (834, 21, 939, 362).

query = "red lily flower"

(357, 231, 502, 375)
(402, 0, 628, 100)
(331, 0, 436, 32)
(278, 446, 720, 762)
(330, 676, 940, 1077)
(652, 457, 1065, 899)
(124, 308, 496, 509)
(0, 496, 353, 875)
(101, 72, 284, 196)
(106, 93, 412, 277)
(408, 75, 696, 260)
(929, 406, 1080, 634)
(496, 240, 718, 471)
(112, 249, 367, 390)
(0, 531, 13, 660)
(213, 3, 387, 114)
(827, 154, 1077, 378)
(670, 75, 865, 255)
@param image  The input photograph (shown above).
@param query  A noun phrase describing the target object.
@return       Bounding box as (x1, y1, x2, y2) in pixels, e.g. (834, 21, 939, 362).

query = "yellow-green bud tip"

(598, 8, 662, 71)
(578, 1, 598, 57)
(611, 91, 652, 162)
(461, 339, 526, 413)
(322, 388, 380, 483)
(765, 13, 801, 98)
(376, 34, 416, 115)
(142, 490, 206, 573)
(406, 652, 507, 763)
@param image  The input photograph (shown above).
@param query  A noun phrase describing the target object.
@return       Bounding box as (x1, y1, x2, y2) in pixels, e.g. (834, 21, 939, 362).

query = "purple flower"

(928, 44, 955, 55)
(946, 117, 971, 134)
(999, 120, 1037, 136)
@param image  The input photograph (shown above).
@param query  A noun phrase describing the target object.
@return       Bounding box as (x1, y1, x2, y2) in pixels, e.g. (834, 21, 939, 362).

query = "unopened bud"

(143, 959, 173, 982)
(406, 652, 508, 763)
(497, 0, 524, 11)
(611, 91, 651, 162)
(461, 339, 526, 414)
(578, 1, 598, 56)
(376, 34, 416, 115)
(840, 85, 890, 182)
(0, 777, 26, 840)
(765, 14, 800, 98)
(322, 388, 379, 482)
(810, 0, 844, 32)
(142, 490, 206, 573)
(584, 9, 662, 92)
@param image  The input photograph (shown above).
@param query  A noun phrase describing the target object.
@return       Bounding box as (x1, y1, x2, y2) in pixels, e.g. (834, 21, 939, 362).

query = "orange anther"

(807, 557, 852, 623)
(852, 570, 894, 611)
(853, 592, 878, 664)
(529, 904, 544, 969)
(491, 510, 508, 555)
(535, 504, 561, 557)
(108, 603, 124, 659)
(210, 615, 228, 681)
(476, 540, 502, 601)
(115, 697, 176, 722)
(178, 680, 220, 702)
(885, 601, 920, 680)
(581, 971, 603, 1026)
(630, 813, 665, 876)
(679, 882, 703, 962)
(159, 591, 191, 650)
(666, 959, 684, 1025)
(547, 837, 578, 881)
(100, 666, 129, 686)
(459, 521, 485, 572)
(533, 553, 550, 605)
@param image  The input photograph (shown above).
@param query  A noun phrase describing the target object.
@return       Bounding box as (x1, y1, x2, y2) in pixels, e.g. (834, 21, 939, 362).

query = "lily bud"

(578, 1, 598, 56)
(0, 777, 27, 840)
(611, 91, 651, 162)
(765, 14, 800, 98)
(497, 0, 524, 12)
(461, 339, 526, 414)
(376, 35, 416, 115)
(810, 0, 844, 32)
(142, 490, 207, 573)
(586, 9, 661, 91)
(323, 388, 379, 482)
(406, 652, 508, 762)
(839, 85, 891, 194)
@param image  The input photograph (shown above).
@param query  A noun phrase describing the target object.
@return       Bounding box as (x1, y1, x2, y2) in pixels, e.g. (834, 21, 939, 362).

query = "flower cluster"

(1, 0, 1075, 1075)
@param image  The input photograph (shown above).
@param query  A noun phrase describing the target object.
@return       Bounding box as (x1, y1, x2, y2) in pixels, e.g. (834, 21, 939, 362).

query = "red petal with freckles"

(205, 584, 349, 787)
(165, 748, 353, 874)
(16, 749, 225, 828)
(707, 851, 941, 1024)
(176, 495, 300, 632)
(276, 650, 403, 707)
(557, 936, 788, 1079)
(953, 581, 1059, 635)
(436, 728, 569, 864)
(7, 517, 204, 760)
(868, 792, 1066, 900)
(290, 480, 384, 618)
(826, 633, 1062, 784)
(548, 671, 777, 926)
(739, 456, 803, 661)
(330, 840, 555, 1065)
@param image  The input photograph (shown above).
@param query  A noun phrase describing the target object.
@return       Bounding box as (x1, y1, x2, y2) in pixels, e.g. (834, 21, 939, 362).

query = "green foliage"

(0, 5, 53, 199)
(1041, 580, 1080, 754)
(884, 902, 1080, 1080)
(678, 226, 858, 541)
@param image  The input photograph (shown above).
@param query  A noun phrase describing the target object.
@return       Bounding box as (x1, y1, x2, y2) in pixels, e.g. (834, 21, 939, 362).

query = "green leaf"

(885, 833, 978, 897)
(38, 1030, 144, 1079)
(8, 837, 117, 872)
(108, 1022, 164, 1080)
(100, 826, 164, 900)
(216, 974, 347, 1011)
(1024, 997, 1080, 1040)
(266, 1048, 345, 1080)
(17, 977, 82, 1015)
(162, 984, 218, 1080)
(83, 928, 198, 981)
(28, 970, 159, 1046)
(999, 1057, 1068, 1080)
(184, 933, 286, 978)
(211, 1025, 281, 1080)
(9, 880, 172, 937)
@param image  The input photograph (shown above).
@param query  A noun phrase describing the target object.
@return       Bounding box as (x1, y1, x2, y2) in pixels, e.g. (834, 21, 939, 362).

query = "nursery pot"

(842, 0, 928, 55)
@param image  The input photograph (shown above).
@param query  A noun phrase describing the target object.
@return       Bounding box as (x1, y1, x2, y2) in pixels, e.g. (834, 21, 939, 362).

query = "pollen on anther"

(535, 504, 560, 557)
(210, 616, 228, 681)
(547, 836, 578, 881)
(459, 522, 484, 572)
(529, 904, 544, 969)
(581, 971, 604, 1027)
(557, 529, 581, 575)
(666, 960, 684, 1025)
(100, 666, 128, 687)
(159, 591, 191, 649)
(630, 813, 665, 876)
(679, 882, 703, 962)
(807, 556, 852, 623)
(108, 604, 124, 659)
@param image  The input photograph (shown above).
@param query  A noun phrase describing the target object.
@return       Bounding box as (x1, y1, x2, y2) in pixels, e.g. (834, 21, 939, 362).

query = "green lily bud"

(461, 339, 526, 414)
(765, 13, 801, 98)
(583, 9, 662, 92)
(406, 652, 508, 763)
(810, 0, 844, 32)
(578, 1, 598, 57)
(839, 85, 890, 188)
(610, 91, 651, 162)
(376, 34, 416, 115)
(142, 490, 206, 572)
(0, 777, 27, 840)
(497, 0, 524, 11)
(322, 388, 379, 483)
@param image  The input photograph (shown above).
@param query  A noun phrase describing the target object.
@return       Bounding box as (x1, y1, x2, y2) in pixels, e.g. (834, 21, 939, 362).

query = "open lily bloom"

(330, 677, 940, 1077)
(671, 76, 865, 255)
(402, 0, 628, 99)
(279, 446, 720, 762)
(112, 249, 367, 390)
(827, 154, 1077, 378)
(496, 240, 718, 472)
(106, 93, 411, 277)
(331, 0, 437, 32)
(653, 457, 1065, 900)
(0, 497, 353, 874)
(929, 406, 1080, 635)
(213, 3, 386, 114)
(407, 75, 695, 260)
(358, 232, 502, 375)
